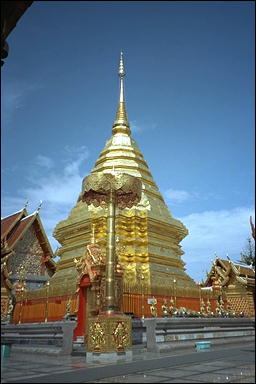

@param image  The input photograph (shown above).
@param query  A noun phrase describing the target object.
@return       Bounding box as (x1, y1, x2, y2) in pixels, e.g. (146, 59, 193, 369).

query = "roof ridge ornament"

(36, 200, 43, 213)
(112, 51, 131, 136)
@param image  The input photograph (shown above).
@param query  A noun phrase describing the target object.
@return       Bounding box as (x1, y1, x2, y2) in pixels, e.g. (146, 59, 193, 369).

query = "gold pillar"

(105, 188, 116, 313)
(173, 279, 177, 307)
(81, 171, 142, 353)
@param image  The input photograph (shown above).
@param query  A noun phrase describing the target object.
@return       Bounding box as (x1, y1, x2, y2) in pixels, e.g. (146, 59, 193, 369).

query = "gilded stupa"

(12, 53, 202, 331)
(52, 52, 197, 294)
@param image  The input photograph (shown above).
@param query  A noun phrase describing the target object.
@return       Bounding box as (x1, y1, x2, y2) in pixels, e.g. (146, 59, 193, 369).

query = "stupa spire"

(112, 51, 131, 136)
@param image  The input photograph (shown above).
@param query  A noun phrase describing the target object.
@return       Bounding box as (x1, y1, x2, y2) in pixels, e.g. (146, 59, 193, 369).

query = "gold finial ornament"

(118, 51, 125, 77)
(112, 51, 131, 136)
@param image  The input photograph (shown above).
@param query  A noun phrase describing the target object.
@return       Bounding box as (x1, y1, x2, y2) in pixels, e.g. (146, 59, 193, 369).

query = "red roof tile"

(7, 215, 35, 248)
(1, 210, 26, 240)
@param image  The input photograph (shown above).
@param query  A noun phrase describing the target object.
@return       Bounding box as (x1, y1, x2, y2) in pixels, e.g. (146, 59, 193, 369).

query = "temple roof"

(1, 208, 56, 272)
(1, 208, 28, 240)
(221, 259, 254, 278)
(204, 257, 255, 288)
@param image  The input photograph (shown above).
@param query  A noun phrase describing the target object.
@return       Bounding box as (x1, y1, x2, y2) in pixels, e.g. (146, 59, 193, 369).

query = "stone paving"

(1, 342, 255, 383)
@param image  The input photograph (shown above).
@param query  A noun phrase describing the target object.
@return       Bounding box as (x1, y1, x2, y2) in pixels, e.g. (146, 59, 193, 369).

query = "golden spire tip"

(112, 52, 130, 136)
(118, 51, 125, 77)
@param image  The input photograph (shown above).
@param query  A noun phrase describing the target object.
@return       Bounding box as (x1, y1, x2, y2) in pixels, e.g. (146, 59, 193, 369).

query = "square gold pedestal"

(86, 314, 132, 353)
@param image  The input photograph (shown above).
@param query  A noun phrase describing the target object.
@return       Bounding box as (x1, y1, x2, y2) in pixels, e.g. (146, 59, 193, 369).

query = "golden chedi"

(16, 53, 203, 335)
(52, 52, 198, 309)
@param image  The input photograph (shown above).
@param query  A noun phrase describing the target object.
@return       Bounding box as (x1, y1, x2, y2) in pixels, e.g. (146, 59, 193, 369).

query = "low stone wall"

(143, 317, 255, 352)
(1, 321, 77, 355)
(2, 318, 254, 355)
(132, 318, 146, 345)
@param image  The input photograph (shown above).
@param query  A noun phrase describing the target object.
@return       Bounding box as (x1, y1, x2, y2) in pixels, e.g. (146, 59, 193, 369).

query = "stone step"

(155, 335, 255, 353)
(10, 344, 62, 356)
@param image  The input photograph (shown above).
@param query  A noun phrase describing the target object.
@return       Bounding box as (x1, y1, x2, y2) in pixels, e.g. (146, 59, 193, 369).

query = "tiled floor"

(1, 343, 255, 383)
(86, 363, 255, 383)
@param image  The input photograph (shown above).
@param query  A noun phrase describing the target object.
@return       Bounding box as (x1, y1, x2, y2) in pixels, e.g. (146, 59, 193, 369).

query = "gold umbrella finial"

(118, 51, 125, 78)
(112, 51, 131, 136)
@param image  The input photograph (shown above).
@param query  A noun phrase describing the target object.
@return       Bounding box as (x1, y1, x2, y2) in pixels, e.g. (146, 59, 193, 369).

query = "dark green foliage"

(240, 237, 255, 267)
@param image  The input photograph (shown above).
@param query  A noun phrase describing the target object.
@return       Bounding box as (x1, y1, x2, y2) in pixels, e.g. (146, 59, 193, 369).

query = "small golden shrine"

(203, 257, 255, 317)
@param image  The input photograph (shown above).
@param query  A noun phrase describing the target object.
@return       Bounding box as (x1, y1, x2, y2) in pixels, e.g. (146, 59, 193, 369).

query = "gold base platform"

(86, 313, 132, 353)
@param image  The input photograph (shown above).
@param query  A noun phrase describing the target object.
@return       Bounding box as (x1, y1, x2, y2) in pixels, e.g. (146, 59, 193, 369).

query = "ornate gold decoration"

(1, 296, 9, 321)
(86, 315, 131, 353)
(81, 172, 142, 210)
(88, 320, 106, 352)
(150, 297, 157, 317)
(200, 298, 206, 316)
(1, 238, 15, 295)
(112, 321, 129, 351)
(206, 298, 212, 315)
(74, 237, 106, 316)
(226, 298, 232, 312)
(1, 295, 14, 323)
(82, 168, 140, 353)
(77, 243, 105, 283)
(63, 297, 72, 320)
(81, 171, 142, 315)
(216, 295, 224, 315)
(161, 298, 169, 317)
(169, 297, 175, 315)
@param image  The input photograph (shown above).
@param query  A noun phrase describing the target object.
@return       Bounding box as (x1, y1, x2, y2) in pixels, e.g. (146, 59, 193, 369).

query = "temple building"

(203, 257, 255, 317)
(1, 205, 56, 321)
(10, 53, 220, 336)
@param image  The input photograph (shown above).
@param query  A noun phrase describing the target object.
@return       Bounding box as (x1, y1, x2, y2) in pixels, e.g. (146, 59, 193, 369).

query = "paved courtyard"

(1, 342, 255, 383)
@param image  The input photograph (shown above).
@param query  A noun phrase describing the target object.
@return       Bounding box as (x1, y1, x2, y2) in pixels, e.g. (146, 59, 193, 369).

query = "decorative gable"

(8, 226, 45, 276)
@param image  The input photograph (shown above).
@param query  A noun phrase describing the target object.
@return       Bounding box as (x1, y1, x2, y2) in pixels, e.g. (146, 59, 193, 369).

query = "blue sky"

(1, 1, 255, 282)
